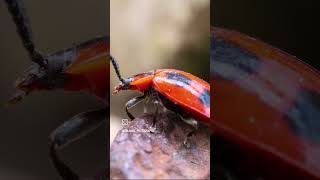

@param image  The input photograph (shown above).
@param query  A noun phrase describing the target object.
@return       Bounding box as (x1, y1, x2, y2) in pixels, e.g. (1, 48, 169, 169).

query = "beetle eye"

(123, 81, 131, 89)
(124, 78, 133, 87)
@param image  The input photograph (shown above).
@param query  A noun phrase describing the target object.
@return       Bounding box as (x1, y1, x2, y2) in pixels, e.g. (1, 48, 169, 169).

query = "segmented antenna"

(4, 0, 47, 68)
(110, 55, 125, 83)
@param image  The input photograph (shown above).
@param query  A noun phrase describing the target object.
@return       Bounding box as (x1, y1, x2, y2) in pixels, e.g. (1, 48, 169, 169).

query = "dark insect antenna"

(110, 55, 125, 84)
(4, 1, 79, 179)
(4, 0, 47, 68)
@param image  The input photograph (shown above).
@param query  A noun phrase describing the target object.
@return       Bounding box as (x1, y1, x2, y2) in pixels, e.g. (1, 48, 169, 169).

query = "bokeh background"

(0, 1, 108, 179)
(110, 0, 210, 143)
(212, 0, 319, 69)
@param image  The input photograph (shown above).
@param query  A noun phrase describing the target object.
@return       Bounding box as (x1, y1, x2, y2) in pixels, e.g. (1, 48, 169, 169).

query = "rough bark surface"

(110, 112, 210, 179)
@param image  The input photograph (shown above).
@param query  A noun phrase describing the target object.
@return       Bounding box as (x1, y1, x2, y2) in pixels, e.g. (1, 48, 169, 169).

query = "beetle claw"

(183, 138, 191, 148)
(149, 126, 156, 133)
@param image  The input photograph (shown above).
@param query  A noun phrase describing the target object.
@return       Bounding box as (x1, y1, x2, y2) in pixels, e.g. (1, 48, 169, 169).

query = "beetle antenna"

(110, 55, 125, 84)
(4, 0, 47, 68)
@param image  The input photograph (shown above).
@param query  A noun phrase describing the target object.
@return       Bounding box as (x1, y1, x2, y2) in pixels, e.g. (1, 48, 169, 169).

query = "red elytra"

(114, 69, 211, 126)
(212, 27, 320, 179)
(64, 37, 109, 102)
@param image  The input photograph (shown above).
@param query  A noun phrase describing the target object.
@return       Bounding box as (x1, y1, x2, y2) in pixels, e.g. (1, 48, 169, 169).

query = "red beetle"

(212, 27, 320, 179)
(112, 57, 211, 143)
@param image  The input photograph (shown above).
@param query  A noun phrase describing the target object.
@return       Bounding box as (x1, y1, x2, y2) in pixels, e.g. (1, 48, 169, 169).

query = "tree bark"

(110, 112, 210, 179)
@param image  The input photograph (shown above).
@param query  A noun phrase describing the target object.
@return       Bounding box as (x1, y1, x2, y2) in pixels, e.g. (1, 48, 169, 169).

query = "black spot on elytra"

(199, 90, 210, 108)
(286, 89, 320, 144)
(166, 72, 191, 87)
(211, 36, 260, 80)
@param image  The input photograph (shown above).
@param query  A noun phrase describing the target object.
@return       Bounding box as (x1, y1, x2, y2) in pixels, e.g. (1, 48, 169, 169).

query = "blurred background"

(212, 0, 319, 69)
(0, 1, 108, 179)
(110, 0, 210, 143)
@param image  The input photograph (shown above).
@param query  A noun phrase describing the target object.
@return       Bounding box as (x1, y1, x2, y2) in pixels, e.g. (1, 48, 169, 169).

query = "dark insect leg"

(49, 144, 79, 180)
(49, 108, 107, 180)
(49, 108, 107, 149)
(125, 94, 146, 120)
(147, 104, 159, 133)
(152, 104, 159, 127)
(150, 93, 162, 130)
(180, 117, 198, 148)
(4, 0, 47, 67)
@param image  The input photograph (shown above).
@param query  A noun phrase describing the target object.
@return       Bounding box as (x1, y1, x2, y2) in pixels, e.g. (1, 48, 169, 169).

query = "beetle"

(211, 27, 320, 179)
(3, 0, 112, 179)
(111, 57, 211, 144)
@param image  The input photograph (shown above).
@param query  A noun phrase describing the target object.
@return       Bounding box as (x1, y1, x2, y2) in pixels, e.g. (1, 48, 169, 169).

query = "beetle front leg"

(125, 94, 146, 120)
(49, 108, 107, 149)
(49, 108, 107, 180)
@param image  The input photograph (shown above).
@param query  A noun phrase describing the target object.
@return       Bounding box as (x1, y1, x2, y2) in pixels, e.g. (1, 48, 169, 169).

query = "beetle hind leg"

(49, 107, 107, 180)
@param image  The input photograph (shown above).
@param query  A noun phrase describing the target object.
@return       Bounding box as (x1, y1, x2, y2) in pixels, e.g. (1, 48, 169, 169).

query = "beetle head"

(8, 62, 48, 104)
(113, 71, 155, 94)
(110, 56, 155, 94)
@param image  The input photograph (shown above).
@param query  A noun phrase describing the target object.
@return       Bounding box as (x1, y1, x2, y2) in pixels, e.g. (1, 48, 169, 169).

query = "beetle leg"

(49, 108, 107, 150)
(49, 144, 79, 180)
(149, 102, 159, 133)
(152, 102, 159, 126)
(179, 117, 198, 148)
(49, 108, 107, 180)
(143, 99, 148, 113)
(125, 94, 146, 120)
(143, 90, 155, 113)
(152, 92, 162, 123)
(143, 93, 151, 113)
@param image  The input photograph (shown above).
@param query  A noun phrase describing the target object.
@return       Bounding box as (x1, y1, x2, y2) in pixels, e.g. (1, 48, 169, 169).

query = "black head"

(110, 55, 125, 84)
